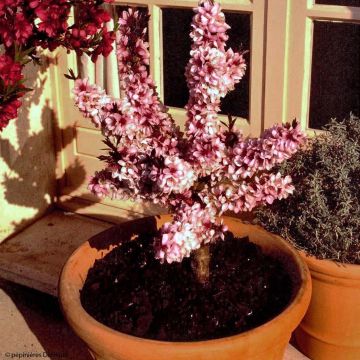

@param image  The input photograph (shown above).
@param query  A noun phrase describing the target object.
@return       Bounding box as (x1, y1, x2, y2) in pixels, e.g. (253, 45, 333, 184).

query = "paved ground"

(0, 279, 91, 360)
(0, 210, 112, 296)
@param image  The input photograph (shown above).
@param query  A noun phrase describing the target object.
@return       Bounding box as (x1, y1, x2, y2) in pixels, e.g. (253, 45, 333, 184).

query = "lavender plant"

(256, 115, 360, 264)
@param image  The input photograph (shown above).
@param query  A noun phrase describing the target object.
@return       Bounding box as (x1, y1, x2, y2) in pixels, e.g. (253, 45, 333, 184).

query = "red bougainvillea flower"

(0, 0, 20, 16)
(0, 97, 22, 130)
(14, 13, 33, 45)
(0, 0, 115, 131)
(0, 7, 32, 47)
(33, 0, 71, 37)
(91, 27, 116, 62)
(0, 54, 23, 86)
(76, 2, 112, 28)
(0, 55, 24, 130)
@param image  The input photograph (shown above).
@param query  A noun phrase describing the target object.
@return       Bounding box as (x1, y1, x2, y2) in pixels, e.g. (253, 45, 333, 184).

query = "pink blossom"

(184, 1, 246, 175)
(158, 157, 196, 194)
(203, 172, 295, 215)
(155, 202, 226, 263)
(88, 173, 112, 198)
(226, 120, 306, 181)
(189, 1, 230, 48)
(72, 78, 113, 127)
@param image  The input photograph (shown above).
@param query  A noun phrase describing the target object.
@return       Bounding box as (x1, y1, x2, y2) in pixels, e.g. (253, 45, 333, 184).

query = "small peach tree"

(72, 0, 306, 270)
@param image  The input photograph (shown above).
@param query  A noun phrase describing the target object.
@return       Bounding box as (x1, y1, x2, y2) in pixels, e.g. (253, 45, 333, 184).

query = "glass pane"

(309, 21, 360, 129)
(162, 8, 251, 120)
(315, 0, 360, 6)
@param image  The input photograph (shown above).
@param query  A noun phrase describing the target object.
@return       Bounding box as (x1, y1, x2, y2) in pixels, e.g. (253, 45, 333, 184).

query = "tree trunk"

(192, 245, 210, 285)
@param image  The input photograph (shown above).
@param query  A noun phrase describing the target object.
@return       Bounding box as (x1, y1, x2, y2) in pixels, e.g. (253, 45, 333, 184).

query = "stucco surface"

(0, 60, 57, 242)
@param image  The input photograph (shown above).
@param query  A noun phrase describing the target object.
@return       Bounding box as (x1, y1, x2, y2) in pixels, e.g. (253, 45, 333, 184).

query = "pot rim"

(298, 251, 360, 279)
(59, 217, 312, 348)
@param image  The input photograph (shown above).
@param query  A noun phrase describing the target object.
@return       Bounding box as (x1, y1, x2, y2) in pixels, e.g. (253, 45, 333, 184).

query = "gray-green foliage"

(256, 115, 360, 264)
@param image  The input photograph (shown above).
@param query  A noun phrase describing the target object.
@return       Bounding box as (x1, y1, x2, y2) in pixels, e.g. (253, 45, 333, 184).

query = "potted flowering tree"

(59, 2, 311, 359)
(256, 115, 360, 360)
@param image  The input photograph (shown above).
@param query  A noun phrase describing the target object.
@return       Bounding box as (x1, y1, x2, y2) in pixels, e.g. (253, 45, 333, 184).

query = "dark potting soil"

(80, 232, 294, 341)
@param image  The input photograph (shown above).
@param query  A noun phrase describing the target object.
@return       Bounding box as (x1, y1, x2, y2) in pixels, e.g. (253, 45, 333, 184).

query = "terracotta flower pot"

(294, 252, 360, 360)
(59, 216, 311, 360)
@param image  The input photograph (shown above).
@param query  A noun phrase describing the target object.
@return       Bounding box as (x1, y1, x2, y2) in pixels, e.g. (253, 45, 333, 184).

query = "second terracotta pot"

(59, 215, 311, 360)
(295, 252, 360, 360)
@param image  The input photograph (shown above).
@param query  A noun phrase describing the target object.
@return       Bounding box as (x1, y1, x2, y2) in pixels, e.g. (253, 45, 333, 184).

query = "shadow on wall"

(0, 57, 91, 240)
(0, 53, 168, 246)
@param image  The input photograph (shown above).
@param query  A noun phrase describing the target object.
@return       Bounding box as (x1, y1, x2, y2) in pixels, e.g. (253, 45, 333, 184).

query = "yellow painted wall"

(0, 60, 57, 242)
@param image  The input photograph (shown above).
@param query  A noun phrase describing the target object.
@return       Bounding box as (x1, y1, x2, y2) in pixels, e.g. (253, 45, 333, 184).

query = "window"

(315, 0, 360, 6)
(286, 0, 360, 131)
(309, 21, 360, 128)
(52, 0, 360, 222)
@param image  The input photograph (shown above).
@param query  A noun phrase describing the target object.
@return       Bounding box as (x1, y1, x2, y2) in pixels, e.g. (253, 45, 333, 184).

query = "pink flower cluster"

(75, 9, 195, 205)
(158, 202, 226, 264)
(201, 173, 294, 214)
(0, 0, 115, 131)
(222, 121, 306, 181)
(185, 0, 246, 172)
(73, 1, 306, 263)
(72, 78, 112, 127)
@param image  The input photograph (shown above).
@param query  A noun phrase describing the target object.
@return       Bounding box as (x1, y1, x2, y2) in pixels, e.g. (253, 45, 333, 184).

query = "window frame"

(285, 0, 360, 135)
(52, 0, 360, 222)
(53, 0, 267, 221)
